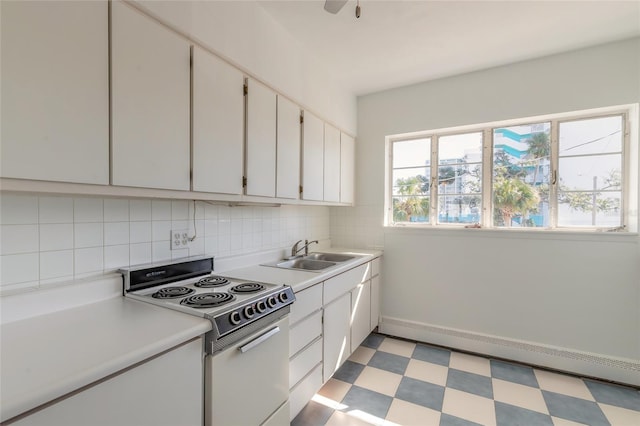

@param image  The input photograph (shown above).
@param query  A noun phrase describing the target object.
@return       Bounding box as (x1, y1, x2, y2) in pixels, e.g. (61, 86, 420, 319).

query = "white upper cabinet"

(192, 46, 244, 194)
(323, 124, 341, 202)
(340, 133, 355, 204)
(111, 0, 191, 191)
(245, 78, 277, 197)
(276, 96, 301, 200)
(0, 1, 109, 184)
(301, 112, 324, 201)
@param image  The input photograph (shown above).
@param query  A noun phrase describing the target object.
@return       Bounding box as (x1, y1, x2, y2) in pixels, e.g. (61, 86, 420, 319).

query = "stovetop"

(126, 273, 283, 319)
(120, 256, 295, 347)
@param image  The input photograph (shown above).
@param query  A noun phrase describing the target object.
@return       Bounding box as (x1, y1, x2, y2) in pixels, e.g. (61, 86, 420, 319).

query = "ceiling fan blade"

(324, 0, 348, 14)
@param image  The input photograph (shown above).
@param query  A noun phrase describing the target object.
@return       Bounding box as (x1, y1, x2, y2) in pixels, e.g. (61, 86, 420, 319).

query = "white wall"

(0, 193, 329, 295)
(334, 38, 640, 384)
(133, 0, 357, 135)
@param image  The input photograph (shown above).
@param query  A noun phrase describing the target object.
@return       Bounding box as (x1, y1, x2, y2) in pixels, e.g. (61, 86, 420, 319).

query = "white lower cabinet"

(289, 364, 323, 421)
(288, 257, 382, 420)
(351, 281, 372, 352)
(323, 292, 351, 383)
(13, 338, 203, 426)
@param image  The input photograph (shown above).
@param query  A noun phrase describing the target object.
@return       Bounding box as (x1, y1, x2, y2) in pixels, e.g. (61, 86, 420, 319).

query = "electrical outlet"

(171, 229, 190, 250)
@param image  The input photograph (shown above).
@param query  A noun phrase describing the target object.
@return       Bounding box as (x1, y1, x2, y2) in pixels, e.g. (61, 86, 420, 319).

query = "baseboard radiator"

(380, 316, 640, 387)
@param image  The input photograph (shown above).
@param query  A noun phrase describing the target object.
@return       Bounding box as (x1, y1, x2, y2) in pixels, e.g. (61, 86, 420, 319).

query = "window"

(386, 106, 634, 231)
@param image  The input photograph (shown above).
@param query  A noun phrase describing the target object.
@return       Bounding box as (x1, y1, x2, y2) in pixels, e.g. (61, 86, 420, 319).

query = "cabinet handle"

(238, 326, 280, 353)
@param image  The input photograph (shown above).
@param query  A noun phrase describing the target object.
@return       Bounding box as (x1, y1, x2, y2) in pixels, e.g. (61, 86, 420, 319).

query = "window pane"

(559, 116, 622, 156)
(558, 192, 621, 227)
(437, 132, 483, 225)
(392, 196, 429, 223)
(438, 195, 481, 224)
(558, 154, 622, 191)
(393, 168, 430, 196)
(393, 138, 430, 168)
(492, 123, 550, 227)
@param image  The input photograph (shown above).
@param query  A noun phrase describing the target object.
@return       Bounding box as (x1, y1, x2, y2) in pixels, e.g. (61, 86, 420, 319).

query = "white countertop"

(0, 297, 211, 423)
(219, 248, 382, 292)
(0, 247, 382, 423)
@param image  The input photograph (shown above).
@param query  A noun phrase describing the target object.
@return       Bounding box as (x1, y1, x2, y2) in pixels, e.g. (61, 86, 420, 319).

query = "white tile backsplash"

(40, 223, 74, 251)
(74, 198, 103, 223)
(104, 199, 129, 222)
(0, 225, 39, 255)
(74, 223, 103, 248)
(104, 222, 129, 246)
(40, 250, 74, 280)
(0, 193, 331, 294)
(129, 221, 152, 244)
(1, 194, 38, 224)
(129, 200, 152, 221)
(1, 253, 39, 285)
(39, 197, 73, 224)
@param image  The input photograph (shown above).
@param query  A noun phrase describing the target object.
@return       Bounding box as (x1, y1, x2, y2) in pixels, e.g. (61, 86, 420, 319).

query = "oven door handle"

(237, 326, 281, 353)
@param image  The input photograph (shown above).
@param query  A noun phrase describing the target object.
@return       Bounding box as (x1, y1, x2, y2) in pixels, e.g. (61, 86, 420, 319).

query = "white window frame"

(385, 104, 638, 232)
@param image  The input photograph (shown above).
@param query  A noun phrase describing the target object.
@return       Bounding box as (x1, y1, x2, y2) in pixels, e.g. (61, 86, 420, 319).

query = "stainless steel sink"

(303, 252, 356, 262)
(264, 258, 337, 271)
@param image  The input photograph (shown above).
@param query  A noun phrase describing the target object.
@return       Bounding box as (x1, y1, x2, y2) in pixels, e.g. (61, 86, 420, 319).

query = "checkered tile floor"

(291, 333, 640, 426)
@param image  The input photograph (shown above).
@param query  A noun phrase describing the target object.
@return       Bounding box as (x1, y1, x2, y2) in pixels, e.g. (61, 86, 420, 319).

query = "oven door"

(205, 316, 289, 426)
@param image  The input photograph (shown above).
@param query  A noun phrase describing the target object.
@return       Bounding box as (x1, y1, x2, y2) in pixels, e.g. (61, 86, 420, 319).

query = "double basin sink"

(262, 252, 358, 272)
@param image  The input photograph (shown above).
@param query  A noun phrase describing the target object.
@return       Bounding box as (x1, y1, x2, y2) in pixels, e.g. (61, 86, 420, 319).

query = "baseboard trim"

(379, 316, 640, 387)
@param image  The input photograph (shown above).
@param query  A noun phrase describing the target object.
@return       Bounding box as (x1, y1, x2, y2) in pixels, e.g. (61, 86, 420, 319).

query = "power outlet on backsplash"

(170, 229, 190, 250)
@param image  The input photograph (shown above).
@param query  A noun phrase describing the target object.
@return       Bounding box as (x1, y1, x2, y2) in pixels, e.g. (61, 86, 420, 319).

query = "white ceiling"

(259, 0, 640, 96)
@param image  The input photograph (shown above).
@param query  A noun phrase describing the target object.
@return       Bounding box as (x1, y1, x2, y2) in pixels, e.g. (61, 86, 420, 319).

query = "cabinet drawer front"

(290, 284, 322, 324)
(290, 311, 322, 357)
(324, 263, 370, 305)
(372, 257, 381, 278)
(289, 364, 323, 421)
(289, 338, 322, 389)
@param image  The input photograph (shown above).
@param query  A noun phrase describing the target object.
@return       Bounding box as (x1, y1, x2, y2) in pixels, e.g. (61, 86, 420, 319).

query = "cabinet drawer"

(290, 284, 322, 324)
(324, 263, 370, 305)
(371, 257, 381, 278)
(290, 310, 322, 357)
(289, 338, 322, 389)
(289, 363, 323, 421)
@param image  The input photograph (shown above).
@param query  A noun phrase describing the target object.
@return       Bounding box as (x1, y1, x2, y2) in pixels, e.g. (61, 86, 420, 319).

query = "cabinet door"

(13, 339, 203, 426)
(1, 1, 109, 184)
(323, 292, 351, 382)
(370, 274, 380, 332)
(276, 96, 301, 199)
(340, 133, 355, 204)
(246, 78, 277, 197)
(323, 124, 341, 202)
(301, 112, 324, 201)
(351, 281, 371, 352)
(111, 0, 190, 190)
(192, 46, 244, 194)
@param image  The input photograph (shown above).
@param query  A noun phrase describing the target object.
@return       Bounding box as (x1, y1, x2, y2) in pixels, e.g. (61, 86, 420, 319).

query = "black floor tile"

(291, 400, 334, 426)
(341, 385, 393, 420)
(368, 350, 410, 375)
(332, 360, 365, 384)
(413, 343, 451, 367)
(440, 413, 483, 426)
(396, 376, 446, 412)
(584, 379, 640, 411)
(490, 359, 539, 388)
(446, 369, 493, 399)
(495, 401, 554, 426)
(361, 333, 385, 349)
(542, 390, 610, 426)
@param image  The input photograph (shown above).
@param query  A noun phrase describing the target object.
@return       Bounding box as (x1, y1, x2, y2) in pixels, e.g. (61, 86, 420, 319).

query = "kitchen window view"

(388, 109, 628, 230)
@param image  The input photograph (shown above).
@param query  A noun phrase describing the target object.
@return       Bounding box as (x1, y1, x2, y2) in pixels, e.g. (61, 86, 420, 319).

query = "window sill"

(384, 224, 638, 242)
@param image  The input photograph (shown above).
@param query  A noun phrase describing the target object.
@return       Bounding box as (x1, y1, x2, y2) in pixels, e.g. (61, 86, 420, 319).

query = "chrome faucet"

(290, 239, 319, 258)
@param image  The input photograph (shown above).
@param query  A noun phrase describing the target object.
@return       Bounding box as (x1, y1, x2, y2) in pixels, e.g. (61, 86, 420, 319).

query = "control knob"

(244, 305, 255, 319)
(229, 311, 242, 325)
(267, 296, 277, 308)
